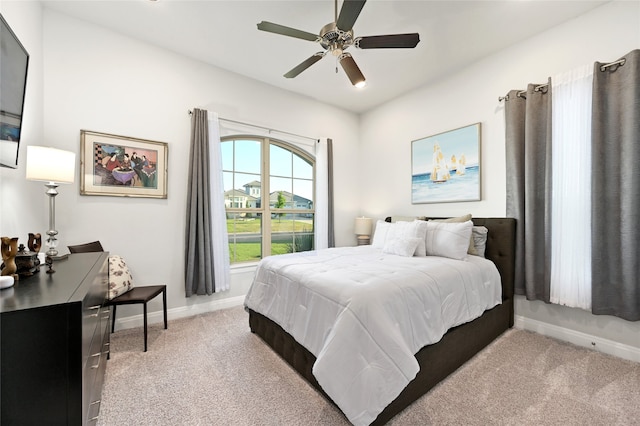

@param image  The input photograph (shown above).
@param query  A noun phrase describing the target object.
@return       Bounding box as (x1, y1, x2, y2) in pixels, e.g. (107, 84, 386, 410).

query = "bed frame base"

(249, 301, 510, 425)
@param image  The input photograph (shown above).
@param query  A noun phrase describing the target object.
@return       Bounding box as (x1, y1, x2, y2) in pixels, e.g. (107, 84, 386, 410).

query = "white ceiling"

(41, 0, 607, 113)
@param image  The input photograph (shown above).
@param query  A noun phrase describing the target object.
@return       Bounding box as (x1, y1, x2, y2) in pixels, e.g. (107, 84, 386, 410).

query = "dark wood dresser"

(0, 252, 110, 425)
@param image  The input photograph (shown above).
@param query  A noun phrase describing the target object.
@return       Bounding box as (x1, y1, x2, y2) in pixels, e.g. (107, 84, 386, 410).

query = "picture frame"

(80, 130, 168, 198)
(411, 123, 481, 204)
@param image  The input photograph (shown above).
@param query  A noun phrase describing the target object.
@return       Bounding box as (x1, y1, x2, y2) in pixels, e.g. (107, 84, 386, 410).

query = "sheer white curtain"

(208, 112, 230, 292)
(550, 64, 593, 309)
(315, 138, 330, 250)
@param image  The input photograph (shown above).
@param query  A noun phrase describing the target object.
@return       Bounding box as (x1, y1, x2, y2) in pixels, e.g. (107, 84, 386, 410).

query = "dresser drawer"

(81, 260, 109, 361)
(86, 319, 110, 424)
(83, 305, 110, 422)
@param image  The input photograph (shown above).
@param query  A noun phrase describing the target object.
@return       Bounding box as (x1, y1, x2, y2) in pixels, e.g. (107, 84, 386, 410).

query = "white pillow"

(383, 238, 422, 257)
(425, 220, 473, 260)
(429, 214, 476, 255)
(410, 220, 428, 256)
(371, 220, 391, 248)
(372, 220, 428, 256)
(108, 255, 135, 300)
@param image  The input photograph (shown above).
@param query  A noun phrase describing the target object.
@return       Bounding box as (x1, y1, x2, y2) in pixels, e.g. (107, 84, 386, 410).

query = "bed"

(246, 217, 515, 425)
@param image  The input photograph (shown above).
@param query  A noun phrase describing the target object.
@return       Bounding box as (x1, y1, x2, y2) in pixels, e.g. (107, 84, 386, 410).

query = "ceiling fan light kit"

(257, 0, 419, 88)
(339, 53, 366, 88)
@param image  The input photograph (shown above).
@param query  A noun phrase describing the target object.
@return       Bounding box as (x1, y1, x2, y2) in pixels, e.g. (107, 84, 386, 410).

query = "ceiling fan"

(257, 0, 420, 88)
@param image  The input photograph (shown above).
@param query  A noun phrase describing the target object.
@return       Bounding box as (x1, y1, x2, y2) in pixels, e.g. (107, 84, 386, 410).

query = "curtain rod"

(599, 58, 626, 72)
(498, 56, 627, 102)
(188, 110, 319, 144)
(498, 84, 547, 102)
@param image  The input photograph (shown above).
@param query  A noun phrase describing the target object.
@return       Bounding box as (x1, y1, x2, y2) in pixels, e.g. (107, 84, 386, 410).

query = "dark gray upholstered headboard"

(384, 217, 516, 306)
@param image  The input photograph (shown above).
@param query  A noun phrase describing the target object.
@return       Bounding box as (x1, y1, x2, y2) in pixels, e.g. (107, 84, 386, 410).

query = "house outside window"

(221, 137, 315, 264)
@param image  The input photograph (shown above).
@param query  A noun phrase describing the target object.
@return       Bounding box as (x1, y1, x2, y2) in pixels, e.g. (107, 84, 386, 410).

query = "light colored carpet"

(97, 306, 640, 425)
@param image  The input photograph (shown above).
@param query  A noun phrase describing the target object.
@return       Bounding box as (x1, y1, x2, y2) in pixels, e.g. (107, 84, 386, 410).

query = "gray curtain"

(505, 80, 553, 302)
(185, 108, 215, 296)
(591, 49, 640, 321)
(327, 138, 335, 248)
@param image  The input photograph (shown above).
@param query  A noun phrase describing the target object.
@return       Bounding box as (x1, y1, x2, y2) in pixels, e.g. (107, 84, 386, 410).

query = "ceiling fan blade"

(356, 33, 420, 49)
(339, 53, 366, 87)
(284, 52, 326, 78)
(336, 0, 367, 31)
(257, 21, 318, 42)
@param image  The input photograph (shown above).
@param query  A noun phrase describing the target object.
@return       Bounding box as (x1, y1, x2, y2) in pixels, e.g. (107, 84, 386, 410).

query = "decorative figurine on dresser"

(1, 236, 19, 281)
(16, 232, 42, 277)
(1, 233, 42, 280)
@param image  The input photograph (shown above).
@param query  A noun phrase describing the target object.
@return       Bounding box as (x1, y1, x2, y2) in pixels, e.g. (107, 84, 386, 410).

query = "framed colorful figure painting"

(411, 123, 481, 204)
(80, 130, 168, 198)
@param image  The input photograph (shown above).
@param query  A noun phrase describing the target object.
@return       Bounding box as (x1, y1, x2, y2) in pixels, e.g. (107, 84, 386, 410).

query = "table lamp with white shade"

(354, 216, 372, 246)
(26, 146, 76, 270)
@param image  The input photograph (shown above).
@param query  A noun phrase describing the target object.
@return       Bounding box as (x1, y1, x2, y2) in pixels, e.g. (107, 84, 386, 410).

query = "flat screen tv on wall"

(0, 13, 29, 169)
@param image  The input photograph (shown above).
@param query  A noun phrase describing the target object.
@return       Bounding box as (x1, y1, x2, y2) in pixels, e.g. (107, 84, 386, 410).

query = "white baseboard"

(112, 295, 246, 331)
(514, 315, 640, 363)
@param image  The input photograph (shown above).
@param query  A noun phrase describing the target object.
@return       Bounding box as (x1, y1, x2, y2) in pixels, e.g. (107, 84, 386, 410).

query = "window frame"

(222, 135, 316, 264)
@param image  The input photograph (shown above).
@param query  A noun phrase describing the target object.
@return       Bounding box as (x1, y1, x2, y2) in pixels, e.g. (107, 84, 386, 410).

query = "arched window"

(221, 136, 315, 264)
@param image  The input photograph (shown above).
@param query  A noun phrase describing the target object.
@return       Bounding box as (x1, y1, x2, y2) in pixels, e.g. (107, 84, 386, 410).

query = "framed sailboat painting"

(411, 123, 481, 204)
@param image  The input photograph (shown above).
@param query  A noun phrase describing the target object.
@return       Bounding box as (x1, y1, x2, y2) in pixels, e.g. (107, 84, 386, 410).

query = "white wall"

(360, 1, 640, 357)
(1, 4, 361, 325)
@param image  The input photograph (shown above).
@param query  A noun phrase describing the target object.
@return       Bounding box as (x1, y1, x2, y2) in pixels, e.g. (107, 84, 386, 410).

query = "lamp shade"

(354, 217, 372, 236)
(26, 146, 76, 184)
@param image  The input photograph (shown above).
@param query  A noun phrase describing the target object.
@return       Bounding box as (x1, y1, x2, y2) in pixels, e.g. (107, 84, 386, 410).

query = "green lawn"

(227, 218, 314, 263)
(229, 242, 291, 263)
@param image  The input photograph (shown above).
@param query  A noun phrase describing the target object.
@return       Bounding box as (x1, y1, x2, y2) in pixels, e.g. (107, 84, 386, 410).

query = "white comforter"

(244, 246, 502, 425)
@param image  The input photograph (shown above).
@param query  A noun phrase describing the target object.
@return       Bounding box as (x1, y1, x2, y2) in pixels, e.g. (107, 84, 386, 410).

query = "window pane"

(269, 177, 292, 209)
(271, 210, 291, 256)
(234, 140, 261, 174)
(221, 141, 233, 170)
(270, 144, 292, 177)
(223, 171, 233, 192)
(293, 153, 313, 179)
(231, 173, 261, 208)
(271, 213, 315, 255)
(227, 212, 262, 263)
(293, 179, 313, 208)
(294, 213, 315, 253)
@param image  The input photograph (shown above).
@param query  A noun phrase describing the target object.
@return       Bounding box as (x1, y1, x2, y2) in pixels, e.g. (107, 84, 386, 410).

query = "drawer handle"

(87, 305, 101, 318)
(88, 399, 101, 423)
(90, 352, 101, 369)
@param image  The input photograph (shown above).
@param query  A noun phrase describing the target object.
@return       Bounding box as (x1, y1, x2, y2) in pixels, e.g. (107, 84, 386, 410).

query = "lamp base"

(356, 235, 370, 246)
